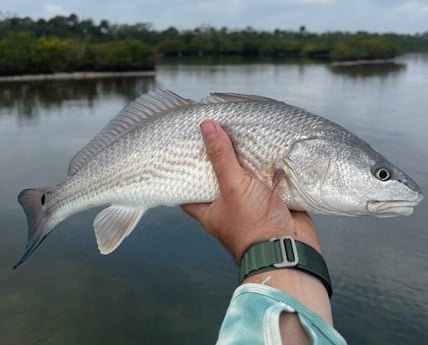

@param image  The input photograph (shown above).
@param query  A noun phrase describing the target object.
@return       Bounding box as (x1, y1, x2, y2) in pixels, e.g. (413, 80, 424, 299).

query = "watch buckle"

(270, 236, 299, 268)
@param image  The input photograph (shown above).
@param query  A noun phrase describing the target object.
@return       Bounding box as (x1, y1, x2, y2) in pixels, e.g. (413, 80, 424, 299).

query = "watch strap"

(239, 236, 333, 297)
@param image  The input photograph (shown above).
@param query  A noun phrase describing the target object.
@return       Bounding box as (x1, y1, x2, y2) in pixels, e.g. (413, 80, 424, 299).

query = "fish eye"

(374, 167, 391, 181)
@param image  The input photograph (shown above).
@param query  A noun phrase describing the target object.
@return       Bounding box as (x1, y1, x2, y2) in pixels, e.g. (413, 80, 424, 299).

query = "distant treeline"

(1, 14, 428, 75)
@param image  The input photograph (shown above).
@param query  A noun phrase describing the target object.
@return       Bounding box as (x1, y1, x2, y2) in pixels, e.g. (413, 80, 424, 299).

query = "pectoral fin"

(93, 206, 144, 254)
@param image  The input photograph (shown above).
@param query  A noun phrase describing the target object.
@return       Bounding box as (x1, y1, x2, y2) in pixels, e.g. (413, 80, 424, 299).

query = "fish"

(15, 89, 423, 268)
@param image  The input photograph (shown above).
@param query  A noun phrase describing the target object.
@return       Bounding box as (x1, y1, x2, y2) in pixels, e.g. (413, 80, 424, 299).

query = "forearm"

(234, 207, 331, 320)
(239, 231, 332, 345)
(243, 269, 333, 324)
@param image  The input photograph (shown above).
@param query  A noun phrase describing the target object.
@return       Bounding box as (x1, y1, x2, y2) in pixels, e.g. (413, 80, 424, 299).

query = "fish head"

(363, 158, 423, 217)
(283, 136, 423, 217)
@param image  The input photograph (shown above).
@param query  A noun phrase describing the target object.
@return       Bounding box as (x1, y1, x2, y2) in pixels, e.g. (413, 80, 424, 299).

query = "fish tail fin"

(14, 188, 53, 269)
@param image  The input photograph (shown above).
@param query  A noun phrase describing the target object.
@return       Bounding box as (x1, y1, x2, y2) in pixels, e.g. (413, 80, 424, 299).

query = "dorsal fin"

(67, 89, 195, 176)
(202, 92, 277, 104)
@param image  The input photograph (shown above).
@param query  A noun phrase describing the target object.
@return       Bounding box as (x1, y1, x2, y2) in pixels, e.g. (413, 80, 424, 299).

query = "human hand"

(183, 120, 333, 326)
(182, 120, 322, 262)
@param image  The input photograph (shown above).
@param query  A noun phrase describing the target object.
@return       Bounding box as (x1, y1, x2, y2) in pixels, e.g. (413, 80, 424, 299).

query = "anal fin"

(93, 206, 145, 254)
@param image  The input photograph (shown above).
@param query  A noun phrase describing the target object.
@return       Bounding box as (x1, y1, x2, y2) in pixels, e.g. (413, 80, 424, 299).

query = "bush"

(0, 32, 36, 75)
(88, 40, 156, 71)
(0, 34, 156, 75)
(331, 37, 403, 61)
(157, 39, 186, 56)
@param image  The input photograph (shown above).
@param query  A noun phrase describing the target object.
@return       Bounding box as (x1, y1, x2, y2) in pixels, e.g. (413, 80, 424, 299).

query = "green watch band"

(239, 236, 333, 298)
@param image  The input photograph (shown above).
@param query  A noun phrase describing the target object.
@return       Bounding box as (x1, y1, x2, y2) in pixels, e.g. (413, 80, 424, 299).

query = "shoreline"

(0, 70, 156, 83)
(330, 58, 396, 66)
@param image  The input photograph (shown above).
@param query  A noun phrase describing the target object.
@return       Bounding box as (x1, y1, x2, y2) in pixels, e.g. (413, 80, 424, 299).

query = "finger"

(181, 203, 209, 219)
(272, 168, 285, 190)
(181, 203, 215, 235)
(200, 120, 244, 187)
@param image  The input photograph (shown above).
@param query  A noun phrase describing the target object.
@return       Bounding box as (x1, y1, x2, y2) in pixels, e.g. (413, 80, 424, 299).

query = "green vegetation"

(0, 14, 428, 75)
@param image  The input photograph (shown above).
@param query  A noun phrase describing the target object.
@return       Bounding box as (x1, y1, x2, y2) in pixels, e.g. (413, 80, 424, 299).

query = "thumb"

(200, 120, 244, 188)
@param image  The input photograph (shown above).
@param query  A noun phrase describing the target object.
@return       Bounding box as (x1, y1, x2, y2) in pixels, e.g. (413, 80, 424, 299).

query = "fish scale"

(14, 89, 423, 268)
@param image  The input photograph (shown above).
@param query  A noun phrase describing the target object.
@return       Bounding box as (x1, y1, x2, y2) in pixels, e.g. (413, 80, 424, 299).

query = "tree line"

(0, 14, 427, 75)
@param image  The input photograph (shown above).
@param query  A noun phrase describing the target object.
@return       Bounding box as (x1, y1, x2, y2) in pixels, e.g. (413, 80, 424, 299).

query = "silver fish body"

(16, 90, 423, 267)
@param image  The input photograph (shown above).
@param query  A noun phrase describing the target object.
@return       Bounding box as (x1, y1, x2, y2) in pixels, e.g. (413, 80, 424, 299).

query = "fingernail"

(200, 120, 217, 140)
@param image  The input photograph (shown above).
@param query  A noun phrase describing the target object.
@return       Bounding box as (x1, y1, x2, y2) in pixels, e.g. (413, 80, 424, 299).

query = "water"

(0, 54, 427, 344)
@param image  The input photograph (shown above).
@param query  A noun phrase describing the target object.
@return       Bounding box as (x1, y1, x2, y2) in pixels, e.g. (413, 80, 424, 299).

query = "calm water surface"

(0, 54, 427, 345)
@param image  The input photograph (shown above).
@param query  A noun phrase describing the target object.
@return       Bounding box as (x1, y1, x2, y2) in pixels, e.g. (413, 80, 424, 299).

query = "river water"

(0, 54, 427, 345)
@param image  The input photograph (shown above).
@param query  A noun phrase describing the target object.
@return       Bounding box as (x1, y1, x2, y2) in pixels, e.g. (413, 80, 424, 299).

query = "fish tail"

(14, 188, 53, 269)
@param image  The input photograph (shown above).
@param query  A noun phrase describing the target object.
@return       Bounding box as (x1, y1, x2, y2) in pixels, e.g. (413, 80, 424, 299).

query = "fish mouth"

(367, 195, 423, 217)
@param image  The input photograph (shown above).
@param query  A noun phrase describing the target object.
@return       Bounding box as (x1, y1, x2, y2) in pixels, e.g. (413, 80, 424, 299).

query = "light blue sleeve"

(216, 283, 347, 345)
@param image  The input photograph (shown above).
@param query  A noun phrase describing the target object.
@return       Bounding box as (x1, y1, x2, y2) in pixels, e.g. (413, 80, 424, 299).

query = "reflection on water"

(0, 77, 155, 123)
(329, 61, 406, 78)
(0, 54, 427, 345)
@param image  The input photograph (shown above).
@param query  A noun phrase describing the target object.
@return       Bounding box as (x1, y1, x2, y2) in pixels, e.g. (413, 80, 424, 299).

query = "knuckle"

(206, 143, 225, 162)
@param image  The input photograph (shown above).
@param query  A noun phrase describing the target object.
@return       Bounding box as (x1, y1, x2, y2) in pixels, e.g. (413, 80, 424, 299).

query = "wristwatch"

(239, 236, 333, 297)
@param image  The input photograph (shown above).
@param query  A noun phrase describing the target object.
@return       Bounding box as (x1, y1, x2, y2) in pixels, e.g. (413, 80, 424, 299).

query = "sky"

(1, 0, 428, 34)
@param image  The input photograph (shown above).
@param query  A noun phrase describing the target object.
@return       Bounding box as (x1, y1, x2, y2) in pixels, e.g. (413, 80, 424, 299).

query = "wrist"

(239, 236, 333, 298)
(236, 212, 321, 262)
(239, 236, 333, 324)
(230, 228, 290, 262)
(231, 223, 322, 262)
